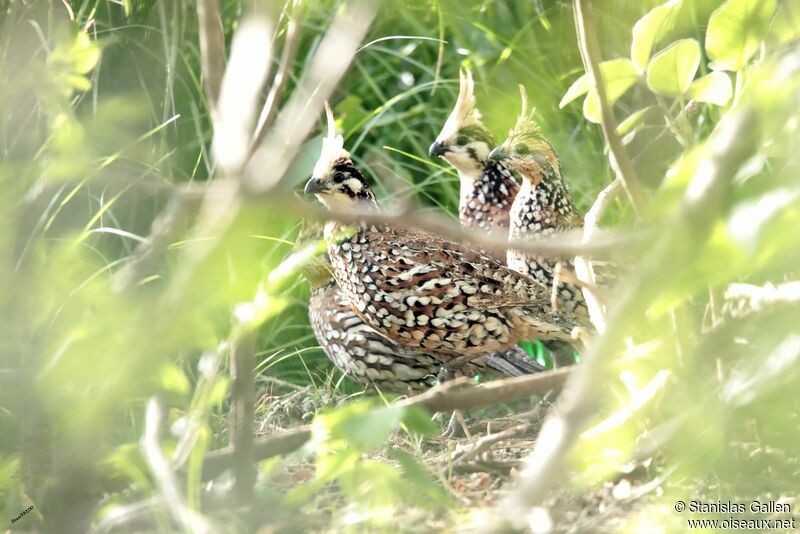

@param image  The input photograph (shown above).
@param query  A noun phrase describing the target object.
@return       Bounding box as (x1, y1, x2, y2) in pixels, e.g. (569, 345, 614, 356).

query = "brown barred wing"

(327, 224, 581, 359)
(308, 282, 439, 393)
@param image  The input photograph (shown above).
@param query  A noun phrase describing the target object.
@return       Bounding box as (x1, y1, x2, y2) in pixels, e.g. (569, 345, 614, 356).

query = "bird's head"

(429, 70, 496, 178)
(304, 103, 377, 210)
(488, 86, 561, 187)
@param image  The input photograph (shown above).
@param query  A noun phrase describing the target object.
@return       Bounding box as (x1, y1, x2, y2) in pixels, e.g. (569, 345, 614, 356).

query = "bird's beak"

(488, 146, 508, 162)
(428, 141, 450, 157)
(304, 176, 328, 195)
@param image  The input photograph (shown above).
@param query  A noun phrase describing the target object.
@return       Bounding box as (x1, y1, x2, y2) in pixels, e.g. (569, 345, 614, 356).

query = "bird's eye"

(333, 172, 346, 183)
(456, 135, 469, 146)
(514, 144, 530, 155)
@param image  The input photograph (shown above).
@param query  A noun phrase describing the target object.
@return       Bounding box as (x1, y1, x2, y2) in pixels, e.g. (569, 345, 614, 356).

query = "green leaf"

(560, 73, 591, 108)
(582, 90, 602, 124)
(71, 32, 100, 74)
(207, 377, 229, 406)
(401, 405, 438, 436)
(646, 39, 701, 96)
(313, 401, 405, 450)
(560, 59, 639, 109)
(158, 364, 189, 396)
(66, 74, 91, 92)
(616, 106, 659, 136)
(390, 449, 450, 506)
(687, 72, 733, 106)
(769, 1, 800, 45)
(705, 0, 777, 71)
(631, 0, 683, 70)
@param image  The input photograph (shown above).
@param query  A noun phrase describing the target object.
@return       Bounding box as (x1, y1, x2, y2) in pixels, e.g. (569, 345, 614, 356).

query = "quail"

(488, 88, 588, 319)
(301, 246, 544, 394)
(430, 73, 578, 365)
(304, 106, 583, 366)
(428, 70, 520, 234)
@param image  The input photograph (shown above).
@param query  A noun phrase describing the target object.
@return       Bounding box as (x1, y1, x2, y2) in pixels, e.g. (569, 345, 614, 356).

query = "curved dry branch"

(251, 0, 304, 154)
(201, 367, 573, 480)
(574, 179, 622, 333)
(573, 0, 645, 215)
(196, 0, 225, 123)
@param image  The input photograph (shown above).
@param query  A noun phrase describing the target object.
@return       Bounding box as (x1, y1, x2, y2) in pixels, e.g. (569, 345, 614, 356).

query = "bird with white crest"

(429, 70, 521, 235)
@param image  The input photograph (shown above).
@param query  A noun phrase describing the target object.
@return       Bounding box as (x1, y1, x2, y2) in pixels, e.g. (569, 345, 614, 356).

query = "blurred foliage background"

(1, 0, 799, 531)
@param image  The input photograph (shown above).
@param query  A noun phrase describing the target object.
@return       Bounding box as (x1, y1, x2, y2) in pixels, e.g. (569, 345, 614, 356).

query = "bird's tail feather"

(483, 346, 547, 376)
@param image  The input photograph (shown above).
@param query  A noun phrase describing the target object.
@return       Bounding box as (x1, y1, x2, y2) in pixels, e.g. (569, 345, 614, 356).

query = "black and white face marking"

(304, 158, 377, 209)
(431, 124, 497, 178)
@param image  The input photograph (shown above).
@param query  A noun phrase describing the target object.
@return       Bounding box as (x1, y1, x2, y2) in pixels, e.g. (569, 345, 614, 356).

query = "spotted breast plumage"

(305, 106, 582, 364)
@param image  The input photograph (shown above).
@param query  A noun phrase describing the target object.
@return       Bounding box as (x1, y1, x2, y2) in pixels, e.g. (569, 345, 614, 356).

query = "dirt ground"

(247, 382, 679, 533)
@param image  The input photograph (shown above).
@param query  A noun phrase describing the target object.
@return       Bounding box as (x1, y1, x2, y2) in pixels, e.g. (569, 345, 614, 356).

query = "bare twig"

(451, 421, 531, 465)
(204, 426, 312, 480)
(575, 179, 622, 333)
(171, 182, 641, 259)
(114, 176, 638, 293)
(573, 0, 645, 215)
(229, 330, 257, 503)
(142, 398, 215, 533)
(195, 0, 225, 123)
(244, 0, 379, 192)
(213, 15, 273, 173)
(202, 367, 574, 479)
(251, 0, 304, 154)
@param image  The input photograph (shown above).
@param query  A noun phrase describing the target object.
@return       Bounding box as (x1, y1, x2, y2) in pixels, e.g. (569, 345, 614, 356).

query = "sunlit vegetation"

(1, 0, 799, 531)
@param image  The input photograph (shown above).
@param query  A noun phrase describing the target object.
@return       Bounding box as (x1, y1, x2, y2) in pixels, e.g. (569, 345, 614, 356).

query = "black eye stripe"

(331, 162, 371, 198)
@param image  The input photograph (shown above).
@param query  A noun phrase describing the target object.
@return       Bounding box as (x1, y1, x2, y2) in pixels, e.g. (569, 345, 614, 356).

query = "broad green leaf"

(687, 72, 733, 106)
(616, 106, 659, 136)
(582, 90, 602, 124)
(631, 0, 683, 70)
(705, 0, 777, 71)
(207, 377, 229, 406)
(0, 457, 19, 493)
(646, 39, 700, 96)
(313, 401, 404, 450)
(560, 59, 639, 109)
(560, 73, 591, 108)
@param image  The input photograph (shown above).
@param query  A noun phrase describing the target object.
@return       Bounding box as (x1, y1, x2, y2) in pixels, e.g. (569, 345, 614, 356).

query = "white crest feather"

(313, 101, 350, 178)
(436, 69, 483, 142)
(509, 85, 539, 137)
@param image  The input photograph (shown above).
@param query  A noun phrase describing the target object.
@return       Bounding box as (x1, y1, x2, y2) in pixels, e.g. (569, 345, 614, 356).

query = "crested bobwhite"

(428, 70, 519, 234)
(301, 245, 544, 393)
(304, 106, 583, 364)
(489, 88, 588, 318)
(430, 73, 579, 365)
